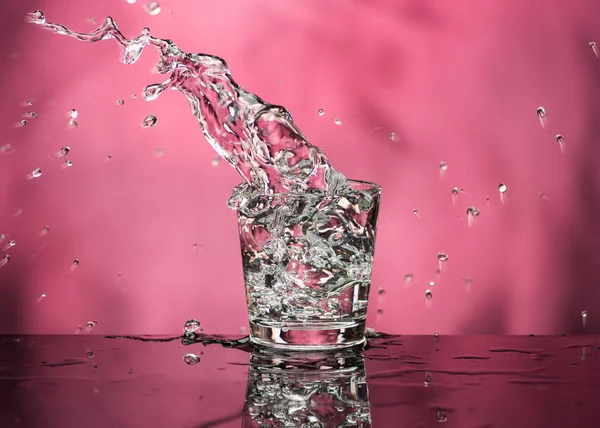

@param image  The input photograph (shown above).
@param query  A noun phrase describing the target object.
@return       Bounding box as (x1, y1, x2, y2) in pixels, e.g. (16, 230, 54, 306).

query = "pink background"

(1, 0, 599, 335)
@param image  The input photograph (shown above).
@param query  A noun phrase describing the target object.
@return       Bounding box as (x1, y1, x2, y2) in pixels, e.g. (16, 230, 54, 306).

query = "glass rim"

(236, 179, 382, 198)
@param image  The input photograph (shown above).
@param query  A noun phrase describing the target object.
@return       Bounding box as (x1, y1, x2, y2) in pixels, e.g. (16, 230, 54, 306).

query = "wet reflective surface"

(1, 334, 599, 427)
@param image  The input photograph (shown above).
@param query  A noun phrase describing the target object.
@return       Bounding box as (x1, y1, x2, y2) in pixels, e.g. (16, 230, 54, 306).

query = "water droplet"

(466, 206, 480, 226)
(318, 108, 324, 116)
(55, 146, 70, 157)
(437, 253, 448, 262)
(334, 118, 342, 125)
(424, 372, 432, 386)
(68, 118, 79, 128)
(436, 411, 448, 423)
(590, 41, 599, 59)
(582, 310, 588, 328)
(145, 1, 162, 15)
(377, 308, 383, 315)
(537, 106, 547, 128)
(425, 289, 433, 300)
(556, 134, 565, 154)
(378, 288, 386, 295)
(142, 114, 157, 128)
(2, 240, 16, 251)
(85, 321, 95, 333)
(71, 259, 80, 271)
(36, 293, 47, 304)
(105, 154, 112, 161)
(31, 10, 45, 24)
(16, 119, 28, 127)
(68, 109, 78, 119)
(499, 183, 507, 193)
(413, 209, 420, 219)
(0, 255, 10, 269)
(429, 281, 435, 287)
(26, 111, 38, 118)
(61, 159, 73, 169)
(211, 157, 221, 166)
(87, 351, 94, 358)
(439, 161, 448, 171)
(28, 168, 42, 179)
(40, 226, 50, 236)
(155, 148, 164, 157)
(404, 273, 413, 284)
(389, 132, 398, 141)
(26, 100, 34, 106)
(183, 353, 200, 365)
(127, 0, 136, 4)
(117, 99, 125, 105)
(183, 319, 201, 335)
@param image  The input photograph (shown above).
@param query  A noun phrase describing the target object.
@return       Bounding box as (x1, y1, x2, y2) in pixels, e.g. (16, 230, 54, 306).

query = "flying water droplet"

(426, 289, 433, 300)
(31, 10, 46, 24)
(142, 114, 157, 128)
(433, 331, 440, 340)
(437, 253, 448, 271)
(451, 187, 465, 206)
(556, 134, 565, 154)
(334, 118, 342, 125)
(26, 100, 34, 106)
(466, 206, 480, 227)
(582, 310, 588, 328)
(40, 226, 50, 236)
(0, 255, 9, 269)
(105, 154, 112, 161)
(590, 42, 599, 59)
(211, 157, 221, 166)
(183, 353, 200, 365)
(145, 1, 162, 16)
(377, 308, 384, 315)
(28, 168, 42, 179)
(71, 259, 80, 271)
(378, 288, 386, 295)
(318, 108, 324, 116)
(68, 109, 78, 119)
(537, 106, 547, 129)
(404, 273, 413, 285)
(498, 183, 507, 204)
(439, 161, 447, 179)
(116, 99, 125, 105)
(436, 411, 448, 423)
(413, 209, 420, 219)
(538, 192, 552, 202)
(55, 146, 70, 157)
(61, 159, 73, 169)
(15, 119, 28, 127)
(389, 132, 398, 141)
(429, 281, 435, 287)
(86, 320, 95, 333)
(68, 118, 79, 128)
(183, 319, 201, 336)
(2, 240, 16, 251)
(155, 148, 164, 157)
(424, 372, 432, 387)
(465, 277, 473, 294)
(127, 0, 137, 4)
(36, 293, 47, 304)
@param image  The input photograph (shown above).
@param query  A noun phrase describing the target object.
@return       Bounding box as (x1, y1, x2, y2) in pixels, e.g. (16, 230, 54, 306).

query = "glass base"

(249, 320, 366, 351)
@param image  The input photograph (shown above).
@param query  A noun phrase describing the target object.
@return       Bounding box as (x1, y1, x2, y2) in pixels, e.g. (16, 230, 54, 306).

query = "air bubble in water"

(145, 2, 162, 15)
(31, 10, 45, 24)
(183, 353, 200, 365)
(556, 134, 565, 154)
(389, 132, 398, 141)
(537, 106, 547, 129)
(142, 114, 157, 128)
(582, 310, 588, 328)
(117, 99, 125, 105)
(26, 111, 38, 118)
(334, 118, 342, 125)
(318, 108, 324, 116)
(36, 293, 47, 304)
(71, 259, 80, 271)
(183, 319, 201, 335)
(590, 42, 599, 59)
(0, 255, 9, 269)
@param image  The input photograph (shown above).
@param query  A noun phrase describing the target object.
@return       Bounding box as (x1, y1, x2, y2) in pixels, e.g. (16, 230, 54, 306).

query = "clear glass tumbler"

(235, 179, 382, 349)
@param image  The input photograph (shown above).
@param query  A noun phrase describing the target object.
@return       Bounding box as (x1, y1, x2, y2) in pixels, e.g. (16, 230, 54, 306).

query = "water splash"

(31, 11, 350, 195)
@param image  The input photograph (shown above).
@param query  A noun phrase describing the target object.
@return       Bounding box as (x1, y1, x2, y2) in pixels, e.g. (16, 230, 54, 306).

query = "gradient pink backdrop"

(1, 0, 599, 335)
